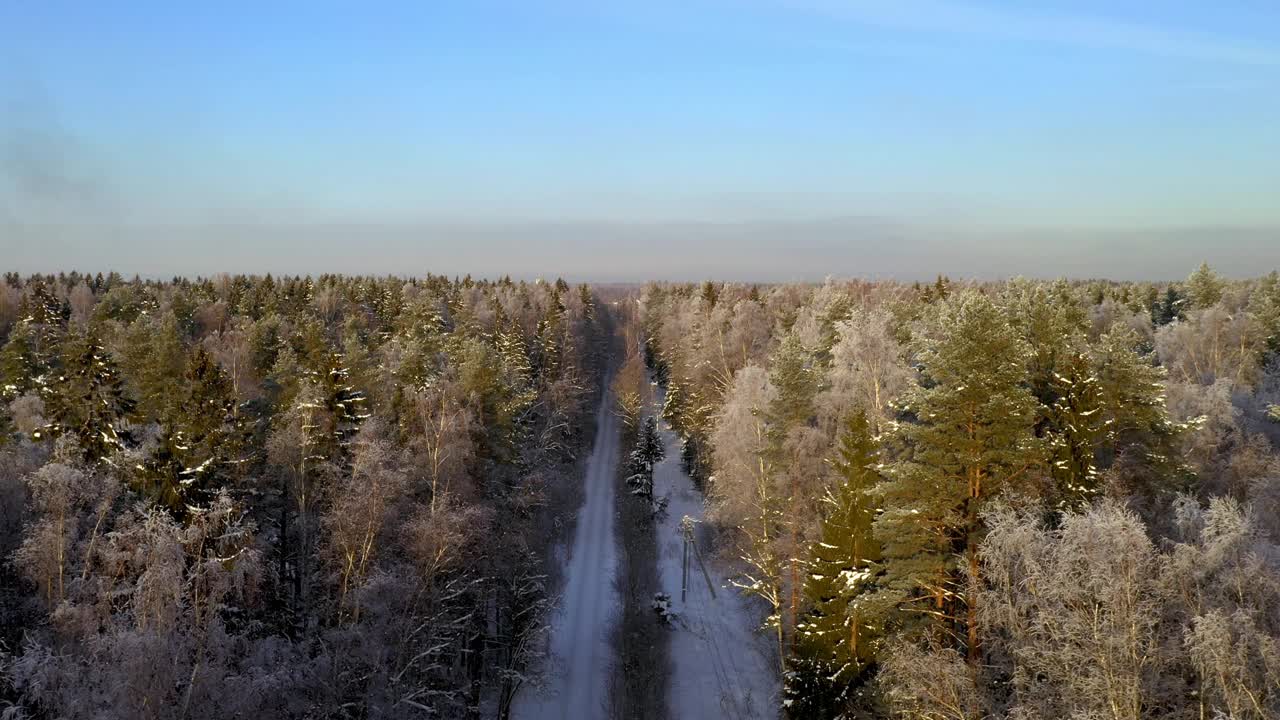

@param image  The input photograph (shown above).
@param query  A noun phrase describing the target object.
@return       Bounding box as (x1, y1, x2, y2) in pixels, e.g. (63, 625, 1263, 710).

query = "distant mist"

(5, 218, 1277, 282)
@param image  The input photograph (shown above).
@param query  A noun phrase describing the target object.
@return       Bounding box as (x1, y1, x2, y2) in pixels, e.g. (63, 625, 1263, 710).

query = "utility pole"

(680, 515, 716, 601)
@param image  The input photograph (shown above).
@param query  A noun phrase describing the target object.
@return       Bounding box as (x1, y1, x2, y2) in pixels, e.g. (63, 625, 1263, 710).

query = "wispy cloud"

(781, 0, 1280, 67)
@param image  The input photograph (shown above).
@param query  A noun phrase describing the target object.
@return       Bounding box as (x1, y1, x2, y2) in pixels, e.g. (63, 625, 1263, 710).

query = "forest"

(2, 264, 1280, 719)
(0, 271, 610, 718)
(628, 264, 1280, 719)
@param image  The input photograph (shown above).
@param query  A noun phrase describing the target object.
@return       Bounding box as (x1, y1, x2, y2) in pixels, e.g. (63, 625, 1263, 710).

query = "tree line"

(640, 265, 1280, 719)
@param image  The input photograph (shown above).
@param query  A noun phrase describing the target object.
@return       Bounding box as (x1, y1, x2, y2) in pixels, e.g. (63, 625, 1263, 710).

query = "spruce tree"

(791, 410, 883, 715)
(1045, 350, 1106, 507)
(47, 330, 135, 463)
(0, 321, 45, 401)
(626, 416, 666, 501)
(135, 347, 247, 516)
(873, 292, 1043, 662)
(1090, 327, 1187, 495)
(1153, 285, 1186, 325)
(119, 313, 187, 423)
(318, 351, 368, 460)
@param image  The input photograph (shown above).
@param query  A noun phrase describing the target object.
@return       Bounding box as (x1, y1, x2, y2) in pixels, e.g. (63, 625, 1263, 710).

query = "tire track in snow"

(512, 397, 620, 719)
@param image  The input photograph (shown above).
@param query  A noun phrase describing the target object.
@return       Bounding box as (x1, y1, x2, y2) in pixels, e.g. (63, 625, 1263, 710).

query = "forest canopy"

(0, 271, 609, 718)
(638, 267, 1280, 719)
(2, 265, 1280, 719)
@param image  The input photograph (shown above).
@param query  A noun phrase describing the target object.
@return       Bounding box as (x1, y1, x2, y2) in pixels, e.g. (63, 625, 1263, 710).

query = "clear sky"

(3, 1, 1278, 280)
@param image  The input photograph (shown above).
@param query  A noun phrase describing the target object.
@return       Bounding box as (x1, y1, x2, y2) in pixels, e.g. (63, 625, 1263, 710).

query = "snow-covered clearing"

(651, 391, 781, 719)
(512, 400, 621, 719)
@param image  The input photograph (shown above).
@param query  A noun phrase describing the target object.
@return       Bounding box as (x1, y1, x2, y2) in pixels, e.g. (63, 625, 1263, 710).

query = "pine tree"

(767, 333, 819, 440)
(1186, 261, 1226, 309)
(791, 410, 883, 715)
(874, 292, 1043, 662)
(766, 331, 820, 650)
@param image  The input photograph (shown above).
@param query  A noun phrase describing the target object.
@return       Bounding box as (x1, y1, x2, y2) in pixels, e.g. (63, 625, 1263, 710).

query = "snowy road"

(651, 392, 780, 719)
(512, 398, 620, 720)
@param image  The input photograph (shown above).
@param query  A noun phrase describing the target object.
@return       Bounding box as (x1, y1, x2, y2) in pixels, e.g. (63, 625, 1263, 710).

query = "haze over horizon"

(3, 1, 1278, 279)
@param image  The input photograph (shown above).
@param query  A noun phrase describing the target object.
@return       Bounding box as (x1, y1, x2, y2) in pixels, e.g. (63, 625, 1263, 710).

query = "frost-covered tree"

(1166, 496, 1280, 720)
(15, 461, 91, 605)
(712, 364, 787, 662)
(612, 345, 648, 429)
(823, 308, 911, 433)
(979, 502, 1164, 720)
(325, 421, 409, 623)
(1156, 303, 1260, 387)
(406, 380, 474, 515)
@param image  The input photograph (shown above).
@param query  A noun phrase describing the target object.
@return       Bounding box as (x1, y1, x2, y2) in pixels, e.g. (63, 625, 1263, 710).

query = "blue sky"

(2, 1, 1278, 279)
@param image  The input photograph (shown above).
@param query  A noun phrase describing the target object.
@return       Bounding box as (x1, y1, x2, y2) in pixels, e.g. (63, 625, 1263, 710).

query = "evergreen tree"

(530, 285, 567, 385)
(119, 313, 187, 423)
(25, 281, 71, 354)
(766, 331, 820, 648)
(1044, 351, 1106, 508)
(1250, 271, 1280, 364)
(47, 330, 135, 463)
(1090, 327, 1187, 495)
(0, 396, 12, 445)
(1186, 261, 1226, 309)
(625, 415, 666, 502)
(134, 347, 248, 516)
(873, 292, 1043, 662)
(1153, 285, 1186, 325)
(766, 332, 819, 451)
(791, 410, 883, 716)
(318, 351, 369, 460)
(700, 280, 720, 308)
(661, 379, 687, 429)
(0, 321, 46, 401)
(1, 285, 66, 403)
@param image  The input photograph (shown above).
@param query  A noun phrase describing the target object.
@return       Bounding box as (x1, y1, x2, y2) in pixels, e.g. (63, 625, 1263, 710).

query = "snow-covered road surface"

(512, 398, 620, 719)
(652, 393, 781, 719)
